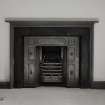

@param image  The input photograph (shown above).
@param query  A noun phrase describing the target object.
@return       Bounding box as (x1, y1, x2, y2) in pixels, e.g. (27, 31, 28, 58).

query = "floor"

(0, 87, 105, 105)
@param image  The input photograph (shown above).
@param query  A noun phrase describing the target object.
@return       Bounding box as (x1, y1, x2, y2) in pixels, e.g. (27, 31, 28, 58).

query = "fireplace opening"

(39, 46, 66, 85)
(42, 46, 62, 63)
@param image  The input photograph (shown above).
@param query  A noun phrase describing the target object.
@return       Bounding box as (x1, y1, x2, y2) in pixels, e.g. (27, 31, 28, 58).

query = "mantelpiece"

(6, 18, 98, 88)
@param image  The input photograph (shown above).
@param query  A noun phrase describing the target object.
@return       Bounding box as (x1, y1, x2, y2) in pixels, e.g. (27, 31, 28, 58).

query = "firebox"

(5, 18, 98, 88)
(40, 46, 64, 83)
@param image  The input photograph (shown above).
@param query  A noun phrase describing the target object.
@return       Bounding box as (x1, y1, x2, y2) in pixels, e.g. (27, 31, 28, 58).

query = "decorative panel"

(24, 38, 36, 85)
(28, 47, 35, 60)
(68, 64, 75, 81)
(37, 38, 67, 45)
(28, 63, 35, 81)
(67, 37, 79, 87)
(24, 37, 68, 46)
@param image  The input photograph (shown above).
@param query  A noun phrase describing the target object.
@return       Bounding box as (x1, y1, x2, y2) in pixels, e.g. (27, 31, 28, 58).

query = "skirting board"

(0, 82, 10, 89)
(91, 81, 105, 89)
(0, 81, 105, 89)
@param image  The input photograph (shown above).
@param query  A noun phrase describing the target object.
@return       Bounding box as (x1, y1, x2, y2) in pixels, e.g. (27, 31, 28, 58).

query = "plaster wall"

(0, 0, 105, 81)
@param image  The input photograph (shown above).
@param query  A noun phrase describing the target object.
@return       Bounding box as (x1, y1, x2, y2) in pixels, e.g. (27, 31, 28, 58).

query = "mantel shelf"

(5, 18, 99, 27)
(5, 17, 99, 23)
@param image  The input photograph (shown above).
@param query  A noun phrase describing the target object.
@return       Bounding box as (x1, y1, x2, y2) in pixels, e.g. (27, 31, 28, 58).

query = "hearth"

(5, 18, 98, 88)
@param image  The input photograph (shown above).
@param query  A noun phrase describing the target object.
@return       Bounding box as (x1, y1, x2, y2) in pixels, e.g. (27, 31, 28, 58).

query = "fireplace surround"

(6, 18, 98, 88)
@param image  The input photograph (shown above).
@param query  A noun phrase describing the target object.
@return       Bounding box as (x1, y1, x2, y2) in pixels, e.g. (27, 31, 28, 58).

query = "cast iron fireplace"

(6, 18, 98, 88)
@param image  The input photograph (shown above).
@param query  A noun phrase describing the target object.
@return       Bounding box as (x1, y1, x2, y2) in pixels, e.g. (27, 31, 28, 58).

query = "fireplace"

(6, 18, 98, 88)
